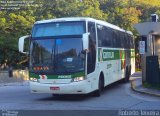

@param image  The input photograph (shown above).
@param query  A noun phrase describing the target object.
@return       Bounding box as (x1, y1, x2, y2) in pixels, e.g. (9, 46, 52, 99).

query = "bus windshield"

(30, 21, 86, 74)
(30, 38, 85, 74)
(32, 21, 85, 37)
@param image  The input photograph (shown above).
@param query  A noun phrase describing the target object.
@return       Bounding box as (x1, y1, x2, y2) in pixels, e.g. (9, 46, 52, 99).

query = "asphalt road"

(0, 73, 159, 110)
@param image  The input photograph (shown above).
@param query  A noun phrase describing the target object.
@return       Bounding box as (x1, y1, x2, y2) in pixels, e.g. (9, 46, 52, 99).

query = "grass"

(143, 82, 160, 90)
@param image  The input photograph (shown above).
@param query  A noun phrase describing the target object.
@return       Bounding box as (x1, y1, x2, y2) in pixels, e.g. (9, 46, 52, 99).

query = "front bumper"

(30, 80, 92, 94)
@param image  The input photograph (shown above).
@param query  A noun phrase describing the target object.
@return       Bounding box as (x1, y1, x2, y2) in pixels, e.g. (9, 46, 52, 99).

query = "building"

(134, 15, 160, 85)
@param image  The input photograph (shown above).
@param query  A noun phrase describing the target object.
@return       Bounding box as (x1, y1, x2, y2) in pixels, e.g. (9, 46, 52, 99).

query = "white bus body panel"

(30, 78, 97, 94)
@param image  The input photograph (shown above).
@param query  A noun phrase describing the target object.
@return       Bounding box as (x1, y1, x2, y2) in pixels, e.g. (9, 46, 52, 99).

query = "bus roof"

(35, 17, 133, 35)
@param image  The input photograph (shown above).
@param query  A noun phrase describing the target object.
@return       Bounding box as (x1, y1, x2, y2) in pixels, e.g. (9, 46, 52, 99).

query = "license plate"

(50, 87, 60, 90)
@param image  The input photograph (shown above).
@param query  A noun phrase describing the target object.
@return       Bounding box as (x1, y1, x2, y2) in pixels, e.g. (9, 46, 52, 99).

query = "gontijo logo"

(103, 51, 114, 59)
(39, 75, 48, 79)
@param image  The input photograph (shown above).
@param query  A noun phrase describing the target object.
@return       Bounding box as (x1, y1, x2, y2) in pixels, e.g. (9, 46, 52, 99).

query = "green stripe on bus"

(98, 48, 135, 61)
(29, 71, 85, 79)
(29, 73, 40, 79)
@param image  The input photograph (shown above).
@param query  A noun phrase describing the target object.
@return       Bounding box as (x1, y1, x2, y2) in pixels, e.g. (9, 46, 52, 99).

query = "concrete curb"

(131, 79, 160, 97)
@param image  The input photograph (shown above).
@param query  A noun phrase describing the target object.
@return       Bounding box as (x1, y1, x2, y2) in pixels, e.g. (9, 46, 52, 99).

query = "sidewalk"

(130, 72, 160, 97)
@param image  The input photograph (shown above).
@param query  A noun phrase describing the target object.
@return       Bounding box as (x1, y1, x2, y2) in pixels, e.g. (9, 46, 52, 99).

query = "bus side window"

(112, 29, 117, 48)
(123, 33, 126, 48)
(119, 32, 121, 48)
(97, 24, 105, 47)
(126, 34, 129, 49)
(113, 30, 120, 48)
(110, 28, 115, 47)
(97, 25, 112, 47)
(130, 35, 133, 48)
(127, 34, 131, 49)
(129, 35, 133, 49)
(87, 22, 96, 74)
(130, 35, 133, 49)
(105, 27, 112, 47)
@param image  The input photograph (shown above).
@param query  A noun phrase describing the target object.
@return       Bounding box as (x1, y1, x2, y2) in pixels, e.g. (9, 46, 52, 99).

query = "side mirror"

(18, 35, 30, 54)
(82, 33, 90, 51)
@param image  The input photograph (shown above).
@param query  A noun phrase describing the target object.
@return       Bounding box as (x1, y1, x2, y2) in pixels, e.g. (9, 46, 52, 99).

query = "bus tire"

(124, 66, 130, 82)
(93, 74, 104, 97)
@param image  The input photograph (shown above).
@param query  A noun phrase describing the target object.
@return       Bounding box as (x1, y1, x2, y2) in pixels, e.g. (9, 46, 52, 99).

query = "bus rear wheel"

(124, 66, 131, 82)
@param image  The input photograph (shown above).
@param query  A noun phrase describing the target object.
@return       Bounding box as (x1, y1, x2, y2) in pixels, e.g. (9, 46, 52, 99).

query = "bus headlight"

(72, 76, 85, 82)
(30, 77, 38, 82)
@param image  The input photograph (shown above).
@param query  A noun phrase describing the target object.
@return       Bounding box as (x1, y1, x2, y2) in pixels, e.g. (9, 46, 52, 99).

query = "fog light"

(30, 77, 38, 82)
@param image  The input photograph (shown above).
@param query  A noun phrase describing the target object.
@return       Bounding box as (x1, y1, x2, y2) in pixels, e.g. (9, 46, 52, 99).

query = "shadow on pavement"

(36, 80, 126, 101)
(36, 94, 90, 101)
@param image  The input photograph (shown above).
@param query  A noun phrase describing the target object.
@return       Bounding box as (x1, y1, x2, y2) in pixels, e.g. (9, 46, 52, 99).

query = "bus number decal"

(58, 75, 72, 79)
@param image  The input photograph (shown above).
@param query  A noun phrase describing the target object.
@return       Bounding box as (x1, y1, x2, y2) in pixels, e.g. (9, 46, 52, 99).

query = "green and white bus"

(18, 17, 135, 96)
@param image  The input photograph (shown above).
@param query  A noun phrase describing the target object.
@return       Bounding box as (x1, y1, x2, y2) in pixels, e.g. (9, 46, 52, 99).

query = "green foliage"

(0, 0, 160, 67)
(100, 0, 141, 32)
(143, 82, 160, 90)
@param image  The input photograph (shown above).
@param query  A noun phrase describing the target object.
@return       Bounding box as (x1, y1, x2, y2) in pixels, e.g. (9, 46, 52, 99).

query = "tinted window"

(87, 22, 96, 74)
(112, 29, 116, 47)
(97, 24, 105, 47)
(96, 24, 134, 49)
(105, 27, 112, 47)
(32, 21, 85, 37)
(113, 30, 121, 48)
(30, 38, 85, 74)
(97, 24, 112, 47)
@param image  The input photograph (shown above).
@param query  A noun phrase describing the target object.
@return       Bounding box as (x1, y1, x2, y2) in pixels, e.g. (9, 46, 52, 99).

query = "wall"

(0, 70, 29, 83)
(12, 70, 29, 80)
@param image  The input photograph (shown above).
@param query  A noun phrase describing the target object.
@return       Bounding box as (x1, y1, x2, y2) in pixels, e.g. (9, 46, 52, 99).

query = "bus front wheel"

(93, 74, 104, 97)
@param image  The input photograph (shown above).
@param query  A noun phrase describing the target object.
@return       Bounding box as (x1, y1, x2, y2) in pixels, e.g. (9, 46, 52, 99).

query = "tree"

(133, 0, 160, 22)
(100, 0, 141, 31)
(0, 0, 160, 67)
(0, 8, 35, 65)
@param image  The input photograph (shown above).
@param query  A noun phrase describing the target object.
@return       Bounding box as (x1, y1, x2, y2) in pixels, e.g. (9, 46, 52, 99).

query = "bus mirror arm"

(81, 49, 89, 54)
(82, 33, 90, 51)
(18, 35, 30, 55)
